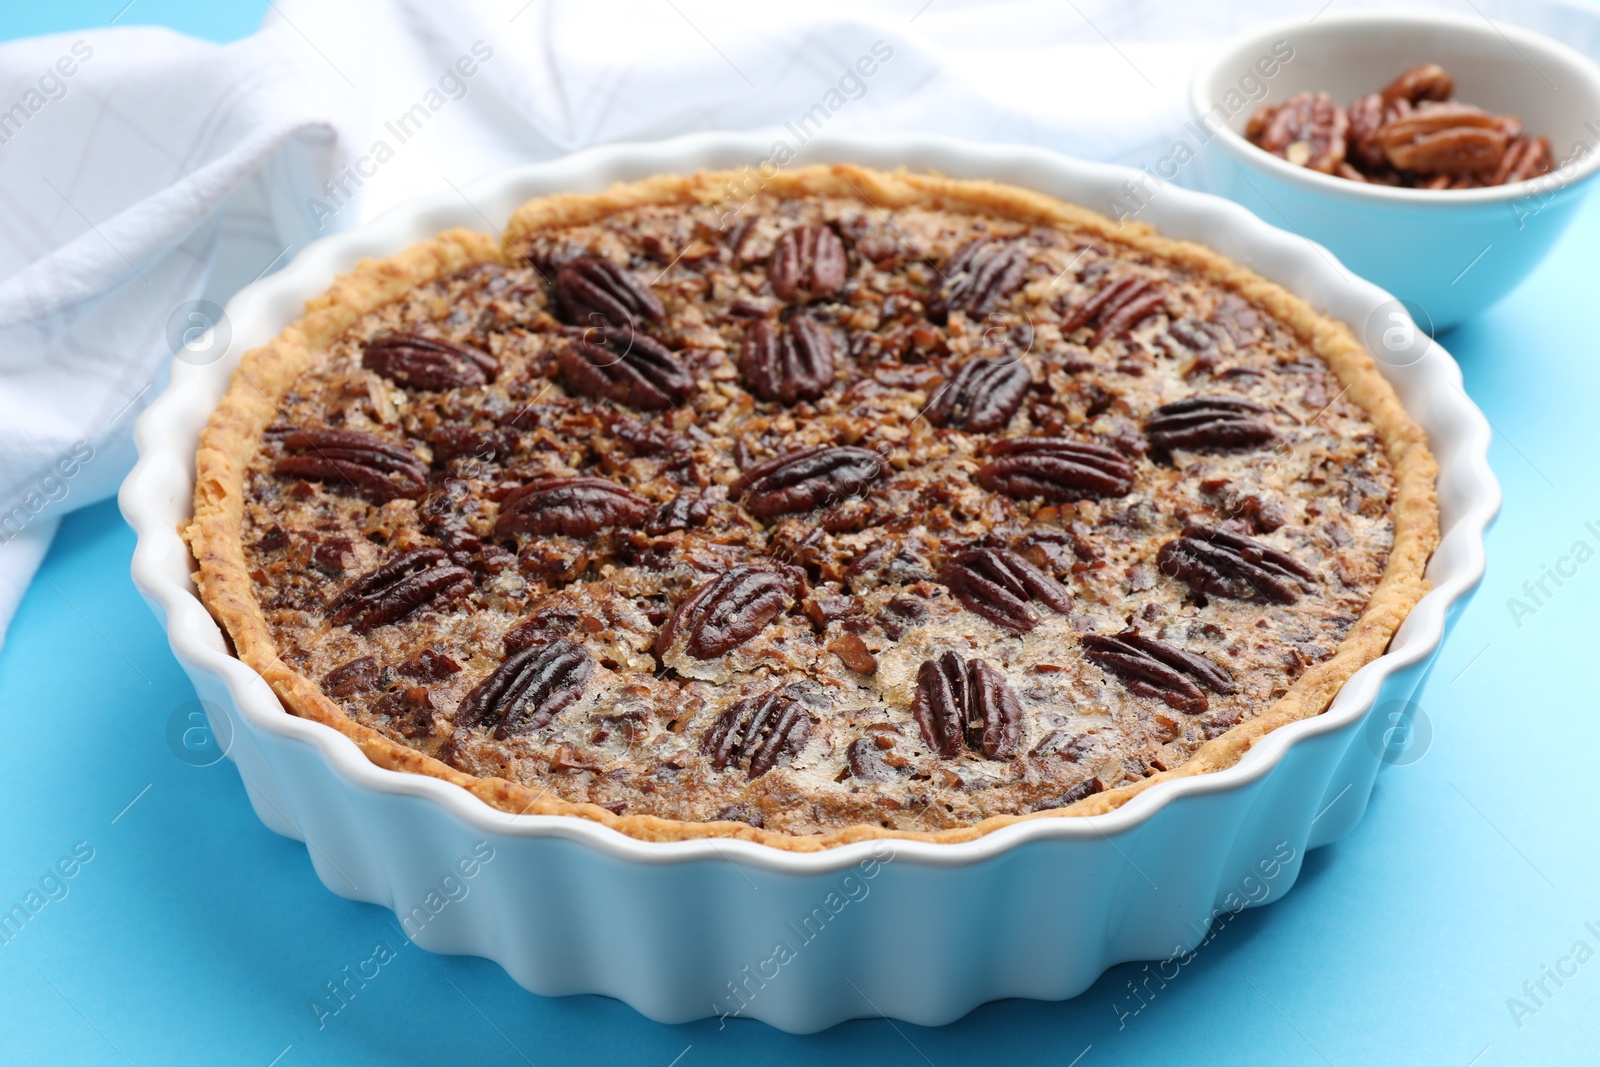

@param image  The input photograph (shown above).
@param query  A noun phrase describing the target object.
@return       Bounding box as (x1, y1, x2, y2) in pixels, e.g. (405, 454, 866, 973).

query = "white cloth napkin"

(1, 0, 1596, 646)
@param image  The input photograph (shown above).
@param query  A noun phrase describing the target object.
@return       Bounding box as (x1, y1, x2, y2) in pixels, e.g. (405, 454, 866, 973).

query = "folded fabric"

(1, 0, 1595, 645)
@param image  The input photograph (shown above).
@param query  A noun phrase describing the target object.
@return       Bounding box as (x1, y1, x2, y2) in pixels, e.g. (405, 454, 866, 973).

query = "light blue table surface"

(3, 5, 1599, 1065)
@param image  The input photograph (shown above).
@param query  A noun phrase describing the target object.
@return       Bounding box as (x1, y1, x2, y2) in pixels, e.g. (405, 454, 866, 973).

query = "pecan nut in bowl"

(1245, 90, 1349, 173)
(1245, 64, 1550, 189)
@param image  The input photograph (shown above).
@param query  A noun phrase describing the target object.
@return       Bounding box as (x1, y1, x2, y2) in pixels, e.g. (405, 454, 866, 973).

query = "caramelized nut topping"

(977, 437, 1136, 501)
(768, 224, 849, 303)
(326, 549, 474, 633)
(554, 255, 665, 328)
(657, 566, 802, 660)
(1060, 275, 1166, 343)
(555, 326, 693, 410)
(456, 639, 595, 739)
(731, 446, 889, 517)
(911, 651, 1023, 760)
(703, 686, 814, 779)
(1082, 629, 1233, 714)
(363, 332, 498, 391)
(1145, 396, 1275, 453)
(738, 313, 836, 403)
(846, 735, 904, 783)
(322, 656, 381, 698)
(939, 547, 1072, 634)
(933, 239, 1027, 322)
(495, 476, 651, 537)
(925, 355, 1031, 433)
(273, 429, 428, 503)
(1157, 526, 1315, 604)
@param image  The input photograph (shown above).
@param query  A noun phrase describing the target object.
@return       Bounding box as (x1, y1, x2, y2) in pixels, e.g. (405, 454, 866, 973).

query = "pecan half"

(965, 658, 1024, 759)
(455, 639, 594, 739)
(326, 548, 473, 632)
(1060, 276, 1165, 344)
(702, 686, 813, 779)
(932, 239, 1027, 322)
(494, 476, 651, 537)
(1246, 91, 1349, 173)
(1157, 525, 1315, 604)
(1145, 396, 1275, 452)
(429, 425, 518, 466)
(273, 429, 428, 502)
(977, 437, 1136, 502)
(911, 650, 1022, 760)
(1377, 104, 1507, 176)
(555, 326, 693, 410)
(732, 446, 889, 517)
(363, 332, 498, 391)
(612, 416, 690, 456)
(939, 546, 1072, 634)
(1491, 134, 1554, 186)
(925, 355, 1031, 432)
(768, 224, 849, 303)
(738, 313, 835, 403)
(1346, 92, 1391, 171)
(656, 566, 801, 659)
(1381, 64, 1454, 107)
(554, 255, 665, 328)
(912, 652, 964, 759)
(1082, 629, 1234, 714)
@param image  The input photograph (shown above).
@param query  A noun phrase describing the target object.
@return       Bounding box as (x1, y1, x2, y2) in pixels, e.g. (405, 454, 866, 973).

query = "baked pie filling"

(191, 166, 1436, 846)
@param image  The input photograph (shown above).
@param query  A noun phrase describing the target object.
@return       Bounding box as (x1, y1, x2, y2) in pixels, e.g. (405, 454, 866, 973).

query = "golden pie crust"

(186, 164, 1438, 851)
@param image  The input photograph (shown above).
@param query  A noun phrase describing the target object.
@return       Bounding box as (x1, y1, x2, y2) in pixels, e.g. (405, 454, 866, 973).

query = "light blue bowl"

(1189, 10, 1600, 329)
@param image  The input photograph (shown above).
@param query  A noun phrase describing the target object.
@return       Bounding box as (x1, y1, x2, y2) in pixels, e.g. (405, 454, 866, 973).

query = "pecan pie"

(187, 165, 1437, 850)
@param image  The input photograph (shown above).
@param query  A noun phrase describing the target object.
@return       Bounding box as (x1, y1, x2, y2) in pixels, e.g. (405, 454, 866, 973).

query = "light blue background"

(2, 4, 1597, 1064)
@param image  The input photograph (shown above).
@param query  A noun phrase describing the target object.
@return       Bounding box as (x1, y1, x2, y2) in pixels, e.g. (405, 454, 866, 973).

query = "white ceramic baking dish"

(120, 132, 1498, 1033)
